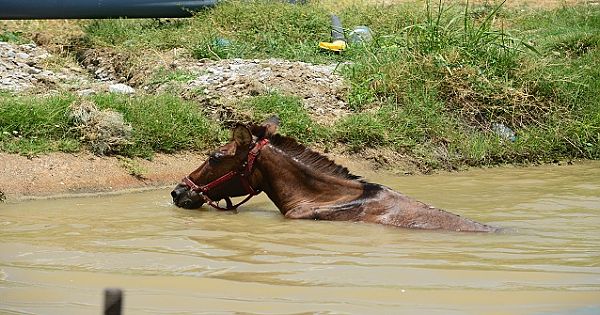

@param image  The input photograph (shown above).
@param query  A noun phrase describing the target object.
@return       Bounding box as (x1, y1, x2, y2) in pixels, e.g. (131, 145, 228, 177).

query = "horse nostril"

(171, 190, 180, 200)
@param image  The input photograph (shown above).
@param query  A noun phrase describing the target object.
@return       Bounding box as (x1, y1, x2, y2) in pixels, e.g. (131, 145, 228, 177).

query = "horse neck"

(253, 146, 364, 215)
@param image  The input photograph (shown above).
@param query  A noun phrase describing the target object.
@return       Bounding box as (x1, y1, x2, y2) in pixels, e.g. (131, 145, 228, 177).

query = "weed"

(118, 156, 148, 179)
(0, 30, 26, 44)
(69, 101, 132, 155)
(0, 94, 81, 156)
(240, 93, 330, 144)
(149, 68, 197, 85)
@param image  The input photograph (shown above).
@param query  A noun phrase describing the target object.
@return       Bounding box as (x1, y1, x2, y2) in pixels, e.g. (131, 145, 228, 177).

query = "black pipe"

(0, 0, 216, 20)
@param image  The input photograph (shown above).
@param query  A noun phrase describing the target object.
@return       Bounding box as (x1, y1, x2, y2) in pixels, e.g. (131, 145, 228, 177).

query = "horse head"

(171, 117, 279, 209)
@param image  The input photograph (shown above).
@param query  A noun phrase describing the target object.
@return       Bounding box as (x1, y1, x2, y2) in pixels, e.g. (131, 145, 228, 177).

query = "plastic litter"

(492, 123, 516, 142)
(348, 26, 373, 44)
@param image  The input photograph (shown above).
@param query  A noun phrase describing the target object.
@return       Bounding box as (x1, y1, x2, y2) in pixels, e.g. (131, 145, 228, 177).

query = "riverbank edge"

(0, 146, 414, 201)
(0, 149, 581, 203)
(0, 151, 207, 202)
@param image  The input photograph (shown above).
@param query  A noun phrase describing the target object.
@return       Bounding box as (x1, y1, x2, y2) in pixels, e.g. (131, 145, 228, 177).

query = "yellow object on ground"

(319, 40, 346, 52)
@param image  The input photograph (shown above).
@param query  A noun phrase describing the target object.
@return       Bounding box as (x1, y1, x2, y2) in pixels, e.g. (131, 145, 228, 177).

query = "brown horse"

(171, 117, 498, 232)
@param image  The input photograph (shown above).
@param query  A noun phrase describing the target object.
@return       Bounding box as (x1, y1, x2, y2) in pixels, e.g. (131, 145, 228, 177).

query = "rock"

(27, 67, 42, 74)
(16, 52, 30, 60)
(1, 41, 94, 92)
(21, 43, 37, 50)
(77, 89, 96, 96)
(1, 60, 13, 70)
(109, 83, 135, 94)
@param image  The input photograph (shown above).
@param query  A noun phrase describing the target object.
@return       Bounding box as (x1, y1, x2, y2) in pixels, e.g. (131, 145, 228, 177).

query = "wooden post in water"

(104, 288, 123, 315)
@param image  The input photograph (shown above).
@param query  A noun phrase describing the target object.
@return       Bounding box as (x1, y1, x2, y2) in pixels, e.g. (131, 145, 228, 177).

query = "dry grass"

(318, 0, 586, 9)
(0, 20, 84, 50)
(440, 66, 564, 129)
(69, 100, 132, 155)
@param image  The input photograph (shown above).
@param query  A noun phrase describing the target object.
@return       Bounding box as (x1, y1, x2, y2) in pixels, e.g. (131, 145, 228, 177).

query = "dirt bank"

(0, 152, 208, 201)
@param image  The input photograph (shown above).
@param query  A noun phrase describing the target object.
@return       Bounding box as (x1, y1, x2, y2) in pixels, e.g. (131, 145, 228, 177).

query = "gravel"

(2, 41, 351, 124)
(184, 58, 350, 124)
(0, 41, 91, 93)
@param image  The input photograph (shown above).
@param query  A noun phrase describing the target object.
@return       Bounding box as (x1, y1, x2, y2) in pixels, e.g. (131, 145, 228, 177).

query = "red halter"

(182, 138, 269, 211)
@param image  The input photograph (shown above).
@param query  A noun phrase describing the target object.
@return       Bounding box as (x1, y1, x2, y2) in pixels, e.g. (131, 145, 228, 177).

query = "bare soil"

(0, 152, 211, 201)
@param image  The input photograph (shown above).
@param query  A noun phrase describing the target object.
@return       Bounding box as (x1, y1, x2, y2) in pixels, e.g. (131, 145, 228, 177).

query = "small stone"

(16, 52, 30, 59)
(21, 43, 37, 49)
(27, 67, 42, 74)
(109, 83, 135, 94)
(77, 89, 95, 96)
(229, 64, 243, 71)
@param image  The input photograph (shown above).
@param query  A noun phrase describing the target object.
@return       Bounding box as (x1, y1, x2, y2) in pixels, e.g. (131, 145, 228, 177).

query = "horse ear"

(262, 115, 280, 137)
(249, 115, 280, 139)
(232, 124, 252, 147)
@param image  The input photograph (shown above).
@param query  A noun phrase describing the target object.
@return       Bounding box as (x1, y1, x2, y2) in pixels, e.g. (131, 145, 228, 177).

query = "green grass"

(240, 93, 330, 144)
(0, 93, 224, 158)
(0, 94, 80, 155)
(92, 94, 224, 157)
(0, 30, 27, 44)
(1, 1, 599, 170)
(80, 1, 332, 62)
(334, 2, 600, 168)
(149, 68, 196, 86)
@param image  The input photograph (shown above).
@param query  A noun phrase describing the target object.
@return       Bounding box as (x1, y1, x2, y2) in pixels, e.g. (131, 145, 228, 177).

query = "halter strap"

(182, 138, 269, 211)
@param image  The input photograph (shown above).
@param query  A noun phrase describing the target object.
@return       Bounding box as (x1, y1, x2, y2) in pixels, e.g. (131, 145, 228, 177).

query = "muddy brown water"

(1, 162, 600, 314)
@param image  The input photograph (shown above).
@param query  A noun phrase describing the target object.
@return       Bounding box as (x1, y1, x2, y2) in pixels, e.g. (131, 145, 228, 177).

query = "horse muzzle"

(171, 185, 204, 209)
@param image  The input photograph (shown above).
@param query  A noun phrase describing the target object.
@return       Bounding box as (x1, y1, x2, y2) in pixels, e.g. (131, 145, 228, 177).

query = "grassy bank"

(1, 0, 599, 170)
(0, 93, 224, 158)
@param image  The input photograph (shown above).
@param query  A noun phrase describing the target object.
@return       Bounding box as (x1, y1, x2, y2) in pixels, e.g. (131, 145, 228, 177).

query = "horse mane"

(266, 133, 362, 181)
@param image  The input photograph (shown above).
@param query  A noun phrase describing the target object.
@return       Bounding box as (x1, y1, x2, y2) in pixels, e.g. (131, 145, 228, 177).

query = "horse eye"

(209, 153, 222, 164)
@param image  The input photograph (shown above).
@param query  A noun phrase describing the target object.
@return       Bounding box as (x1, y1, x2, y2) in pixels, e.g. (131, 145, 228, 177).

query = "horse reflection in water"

(172, 117, 498, 232)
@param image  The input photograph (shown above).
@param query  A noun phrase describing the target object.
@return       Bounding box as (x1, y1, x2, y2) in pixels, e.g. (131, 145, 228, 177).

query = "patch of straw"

(69, 100, 132, 155)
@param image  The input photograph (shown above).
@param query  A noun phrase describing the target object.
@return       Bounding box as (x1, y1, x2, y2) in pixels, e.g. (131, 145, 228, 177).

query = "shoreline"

(0, 149, 584, 203)
(0, 149, 409, 202)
